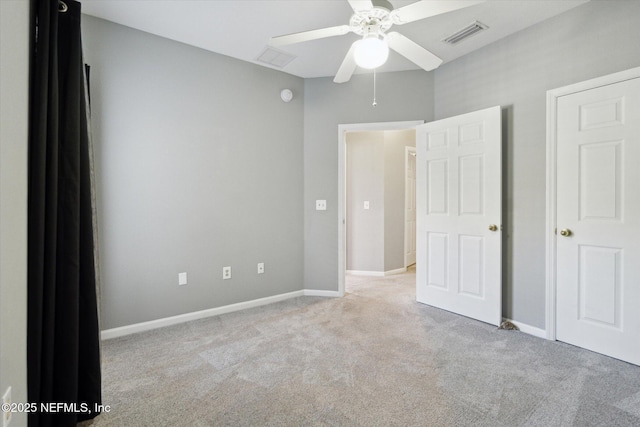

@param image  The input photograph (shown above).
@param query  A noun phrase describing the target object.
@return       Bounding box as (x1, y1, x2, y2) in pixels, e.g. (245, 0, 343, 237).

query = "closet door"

(556, 76, 640, 366)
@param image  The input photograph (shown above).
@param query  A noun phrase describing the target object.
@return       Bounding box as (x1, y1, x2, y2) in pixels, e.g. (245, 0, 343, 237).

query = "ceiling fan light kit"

(353, 33, 389, 69)
(269, 0, 485, 83)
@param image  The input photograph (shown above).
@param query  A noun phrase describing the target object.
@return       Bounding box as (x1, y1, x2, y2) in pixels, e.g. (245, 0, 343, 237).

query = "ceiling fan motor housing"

(350, 1, 394, 36)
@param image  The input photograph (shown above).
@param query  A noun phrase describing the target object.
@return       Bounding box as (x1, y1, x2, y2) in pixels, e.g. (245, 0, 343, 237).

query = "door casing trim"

(404, 146, 417, 269)
(545, 66, 640, 341)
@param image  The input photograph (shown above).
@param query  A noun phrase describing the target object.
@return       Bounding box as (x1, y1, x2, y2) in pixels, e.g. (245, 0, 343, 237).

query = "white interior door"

(556, 76, 640, 366)
(416, 106, 502, 325)
(405, 148, 416, 267)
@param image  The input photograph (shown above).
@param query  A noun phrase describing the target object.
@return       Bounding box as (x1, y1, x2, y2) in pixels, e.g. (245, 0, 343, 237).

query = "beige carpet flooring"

(87, 268, 640, 426)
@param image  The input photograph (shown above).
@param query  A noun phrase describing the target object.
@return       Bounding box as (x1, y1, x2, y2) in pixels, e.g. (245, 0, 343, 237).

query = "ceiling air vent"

(256, 47, 296, 68)
(443, 21, 488, 45)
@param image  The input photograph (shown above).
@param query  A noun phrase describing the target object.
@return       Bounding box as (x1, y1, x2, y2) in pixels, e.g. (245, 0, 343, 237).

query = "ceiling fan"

(269, 0, 483, 83)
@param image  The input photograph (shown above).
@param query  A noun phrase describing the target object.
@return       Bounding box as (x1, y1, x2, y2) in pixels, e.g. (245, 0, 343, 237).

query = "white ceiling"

(81, 0, 588, 80)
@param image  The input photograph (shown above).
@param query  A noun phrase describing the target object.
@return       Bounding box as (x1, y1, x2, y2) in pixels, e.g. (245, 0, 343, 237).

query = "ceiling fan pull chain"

(372, 68, 377, 107)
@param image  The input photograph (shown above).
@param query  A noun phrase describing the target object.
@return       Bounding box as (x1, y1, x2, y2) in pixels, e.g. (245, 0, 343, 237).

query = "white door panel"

(416, 106, 502, 325)
(556, 77, 640, 365)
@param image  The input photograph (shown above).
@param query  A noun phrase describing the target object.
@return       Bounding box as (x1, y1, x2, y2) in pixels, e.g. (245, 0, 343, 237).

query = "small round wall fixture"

(280, 89, 293, 103)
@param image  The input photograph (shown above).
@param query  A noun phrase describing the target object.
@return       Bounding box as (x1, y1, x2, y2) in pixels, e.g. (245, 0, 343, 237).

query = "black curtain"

(28, 0, 102, 426)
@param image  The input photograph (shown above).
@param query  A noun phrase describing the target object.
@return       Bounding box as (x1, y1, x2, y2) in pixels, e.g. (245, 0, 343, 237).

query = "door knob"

(488, 224, 498, 232)
(560, 229, 572, 237)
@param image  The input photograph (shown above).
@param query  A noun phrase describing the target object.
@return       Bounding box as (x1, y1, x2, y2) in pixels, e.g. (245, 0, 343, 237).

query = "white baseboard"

(101, 292, 547, 342)
(347, 270, 384, 277)
(502, 318, 547, 339)
(303, 289, 341, 297)
(102, 290, 309, 340)
(384, 267, 407, 276)
(346, 267, 407, 277)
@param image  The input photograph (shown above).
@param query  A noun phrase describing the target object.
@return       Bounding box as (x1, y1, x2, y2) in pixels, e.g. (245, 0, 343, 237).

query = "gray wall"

(82, 16, 305, 329)
(383, 130, 415, 272)
(0, 1, 29, 425)
(304, 71, 434, 290)
(346, 131, 385, 272)
(434, 0, 640, 329)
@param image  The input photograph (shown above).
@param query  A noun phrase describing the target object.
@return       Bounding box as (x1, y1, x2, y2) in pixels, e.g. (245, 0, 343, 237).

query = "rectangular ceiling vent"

(256, 47, 296, 68)
(443, 21, 488, 45)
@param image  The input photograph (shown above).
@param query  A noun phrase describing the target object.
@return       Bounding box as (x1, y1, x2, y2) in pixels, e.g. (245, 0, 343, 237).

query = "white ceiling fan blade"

(347, 0, 374, 12)
(270, 25, 351, 47)
(387, 32, 443, 71)
(334, 45, 357, 83)
(391, 0, 484, 25)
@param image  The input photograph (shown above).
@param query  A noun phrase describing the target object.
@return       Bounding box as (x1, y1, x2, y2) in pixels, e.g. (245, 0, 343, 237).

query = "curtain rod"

(59, 1, 68, 12)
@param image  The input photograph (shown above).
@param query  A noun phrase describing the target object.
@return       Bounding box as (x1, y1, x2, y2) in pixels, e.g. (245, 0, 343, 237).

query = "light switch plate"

(364, 201, 370, 210)
(257, 263, 265, 274)
(178, 272, 187, 286)
(316, 200, 327, 211)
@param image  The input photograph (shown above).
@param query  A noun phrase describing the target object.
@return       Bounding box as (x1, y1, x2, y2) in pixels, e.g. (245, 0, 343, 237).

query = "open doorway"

(337, 120, 422, 296)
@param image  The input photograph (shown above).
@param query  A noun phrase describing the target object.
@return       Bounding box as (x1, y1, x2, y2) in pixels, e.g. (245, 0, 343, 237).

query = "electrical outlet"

(2, 386, 11, 427)
(315, 200, 327, 211)
(178, 272, 187, 286)
(364, 201, 370, 210)
(223, 266, 232, 280)
(257, 263, 265, 274)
